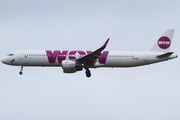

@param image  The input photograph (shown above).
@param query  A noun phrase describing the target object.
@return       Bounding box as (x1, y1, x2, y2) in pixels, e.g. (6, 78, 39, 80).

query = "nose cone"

(1, 57, 7, 64)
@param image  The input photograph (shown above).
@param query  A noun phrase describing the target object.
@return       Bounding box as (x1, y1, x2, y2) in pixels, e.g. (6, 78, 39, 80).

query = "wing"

(76, 38, 110, 68)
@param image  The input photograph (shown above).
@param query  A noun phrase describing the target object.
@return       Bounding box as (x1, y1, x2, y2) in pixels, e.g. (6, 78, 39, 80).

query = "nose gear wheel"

(19, 65, 23, 75)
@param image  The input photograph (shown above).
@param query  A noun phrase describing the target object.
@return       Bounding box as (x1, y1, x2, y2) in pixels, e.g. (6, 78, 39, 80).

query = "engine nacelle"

(62, 60, 76, 69)
(62, 60, 82, 73)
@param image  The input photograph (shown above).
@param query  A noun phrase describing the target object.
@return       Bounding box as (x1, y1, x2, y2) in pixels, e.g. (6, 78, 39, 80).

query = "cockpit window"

(7, 54, 14, 56)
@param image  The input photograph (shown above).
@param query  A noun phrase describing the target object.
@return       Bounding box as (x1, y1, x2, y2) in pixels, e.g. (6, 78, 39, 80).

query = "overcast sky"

(0, 0, 180, 120)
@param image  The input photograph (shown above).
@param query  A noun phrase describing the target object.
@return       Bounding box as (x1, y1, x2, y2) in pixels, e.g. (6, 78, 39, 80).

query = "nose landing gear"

(19, 65, 23, 75)
(85, 69, 91, 78)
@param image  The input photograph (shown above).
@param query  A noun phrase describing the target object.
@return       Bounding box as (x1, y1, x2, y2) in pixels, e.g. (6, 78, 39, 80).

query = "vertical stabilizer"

(149, 29, 175, 53)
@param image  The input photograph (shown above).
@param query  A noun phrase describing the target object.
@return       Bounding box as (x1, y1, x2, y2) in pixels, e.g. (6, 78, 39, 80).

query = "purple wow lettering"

(46, 50, 109, 64)
(46, 50, 68, 63)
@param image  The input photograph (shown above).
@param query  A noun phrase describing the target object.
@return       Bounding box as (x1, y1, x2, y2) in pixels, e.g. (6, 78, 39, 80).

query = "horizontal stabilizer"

(157, 52, 174, 58)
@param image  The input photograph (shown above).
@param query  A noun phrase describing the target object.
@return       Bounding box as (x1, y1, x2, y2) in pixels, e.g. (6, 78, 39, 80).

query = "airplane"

(1, 29, 178, 78)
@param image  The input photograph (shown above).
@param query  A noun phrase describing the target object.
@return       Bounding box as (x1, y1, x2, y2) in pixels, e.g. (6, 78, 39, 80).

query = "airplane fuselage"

(1, 29, 177, 77)
(2, 50, 177, 68)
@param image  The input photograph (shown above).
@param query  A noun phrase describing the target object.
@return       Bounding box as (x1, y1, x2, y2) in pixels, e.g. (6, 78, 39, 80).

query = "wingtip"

(105, 38, 110, 45)
(101, 38, 110, 49)
(105, 38, 110, 44)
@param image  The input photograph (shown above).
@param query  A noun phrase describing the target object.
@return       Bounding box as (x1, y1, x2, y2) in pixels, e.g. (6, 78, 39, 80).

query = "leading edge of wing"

(101, 38, 110, 50)
(76, 38, 110, 63)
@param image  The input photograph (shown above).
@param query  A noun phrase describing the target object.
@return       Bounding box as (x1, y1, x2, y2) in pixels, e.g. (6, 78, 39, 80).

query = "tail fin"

(149, 29, 175, 53)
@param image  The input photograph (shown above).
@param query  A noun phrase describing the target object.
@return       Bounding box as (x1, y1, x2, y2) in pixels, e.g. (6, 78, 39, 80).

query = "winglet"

(101, 38, 110, 49)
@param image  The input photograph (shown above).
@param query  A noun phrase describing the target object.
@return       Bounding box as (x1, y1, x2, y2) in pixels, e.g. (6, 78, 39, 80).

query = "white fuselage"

(1, 29, 177, 77)
(1, 50, 177, 68)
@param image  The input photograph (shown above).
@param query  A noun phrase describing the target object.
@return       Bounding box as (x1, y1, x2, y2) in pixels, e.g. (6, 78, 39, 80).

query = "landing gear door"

(143, 52, 148, 62)
(19, 51, 23, 60)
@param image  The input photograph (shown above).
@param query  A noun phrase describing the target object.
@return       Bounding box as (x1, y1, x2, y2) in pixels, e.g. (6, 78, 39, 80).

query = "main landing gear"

(19, 65, 23, 75)
(85, 69, 91, 78)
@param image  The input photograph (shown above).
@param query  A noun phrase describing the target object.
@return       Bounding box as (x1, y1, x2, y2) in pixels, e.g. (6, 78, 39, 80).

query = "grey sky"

(0, 0, 180, 120)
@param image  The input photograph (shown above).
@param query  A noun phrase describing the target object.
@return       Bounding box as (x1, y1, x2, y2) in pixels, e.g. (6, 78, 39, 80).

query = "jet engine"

(62, 60, 82, 73)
